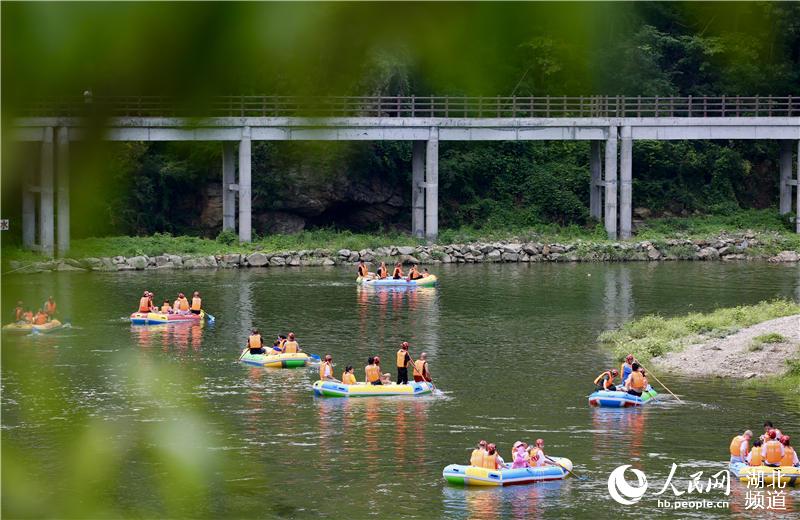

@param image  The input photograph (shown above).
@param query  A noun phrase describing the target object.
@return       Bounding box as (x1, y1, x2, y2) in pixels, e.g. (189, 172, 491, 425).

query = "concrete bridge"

(10, 95, 800, 255)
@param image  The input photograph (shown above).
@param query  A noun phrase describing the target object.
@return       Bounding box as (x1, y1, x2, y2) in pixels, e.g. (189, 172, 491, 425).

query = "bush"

(216, 230, 238, 246)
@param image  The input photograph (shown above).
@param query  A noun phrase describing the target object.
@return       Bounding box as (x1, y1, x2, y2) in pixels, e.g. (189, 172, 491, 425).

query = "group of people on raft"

(357, 260, 431, 281)
(246, 330, 302, 355)
(318, 341, 432, 386)
(137, 290, 203, 315)
(469, 438, 553, 470)
(12, 297, 57, 325)
(593, 354, 650, 396)
(730, 421, 800, 467)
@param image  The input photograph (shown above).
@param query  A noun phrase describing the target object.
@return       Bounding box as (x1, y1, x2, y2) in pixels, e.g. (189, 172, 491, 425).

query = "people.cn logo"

(607, 465, 649, 505)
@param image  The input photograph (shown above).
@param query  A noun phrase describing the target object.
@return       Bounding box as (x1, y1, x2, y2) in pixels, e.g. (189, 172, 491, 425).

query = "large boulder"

(769, 250, 800, 263)
(246, 252, 269, 267)
(127, 256, 147, 270)
(396, 246, 416, 256)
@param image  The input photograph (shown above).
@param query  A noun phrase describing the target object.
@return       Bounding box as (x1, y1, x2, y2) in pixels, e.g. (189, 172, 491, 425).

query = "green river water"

(3, 262, 800, 519)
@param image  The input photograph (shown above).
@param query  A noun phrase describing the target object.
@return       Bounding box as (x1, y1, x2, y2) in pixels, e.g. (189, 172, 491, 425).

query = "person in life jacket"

(529, 438, 550, 467)
(14, 301, 24, 322)
(760, 420, 783, 442)
(282, 332, 301, 353)
(624, 363, 646, 396)
(357, 260, 371, 279)
(620, 354, 634, 383)
(138, 291, 152, 313)
(483, 443, 501, 470)
(247, 328, 265, 355)
(375, 356, 393, 384)
(412, 352, 432, 382)
(729, 430, 752, 464)
(33, 309, 49, 325)
(342, 365, 357, 385)
(747, 439, 763, 466)
(470, 440, 487, 467)
(319, 354, 338, 381)
(396, 342, 412, 385)
(173, 293, 190, 313)
(190, 291, 202, 315)
(779, 436, 800, 467)
(22, 309, 34, 323)
(593, 369, 619, 391)
(761, 429, 785, 467)
(365, 356, 382, 385)
(511, 441, 531, 469)
(376, 262, 388, 279)
(421, 268, 431, 278)
(160, 300, 172, 313)
(392, 262, 404, 280)
(44, 296, 57, 318)
(407, 265, 423, 280)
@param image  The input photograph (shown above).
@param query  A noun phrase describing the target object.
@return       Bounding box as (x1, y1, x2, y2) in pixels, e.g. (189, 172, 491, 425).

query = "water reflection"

(130, 322, 204, 353)
(591, 408, 647, 463)
(603, 266, 633, 330)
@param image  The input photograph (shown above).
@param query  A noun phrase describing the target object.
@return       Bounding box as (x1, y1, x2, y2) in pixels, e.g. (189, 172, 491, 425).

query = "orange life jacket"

(342, 372, 357, 385)
(23, 311, 33, 322)
(248, 335, 262, 349)
(781, 446, 796, 467)
(729, 435, 746, 458)
(14, 307, 23, 321)
(358, 264, 368, 277)
(34, 313, 48, 325)
(594, 371, 614, 389)
(283, 341, 298, 354)
(45, 301, 56, 314)
(749, 446, 763, 466)
(397, 350, 409, 368)
(377, 266, 387, 279)
(765, 440, 783, 465)
(413, 359, 428, 379)
(483, 452, 498, 470)
(628, 371, 645, 391)
(139, 297, 151, 312)
(319, 361, 332, 380)
(393, 267, 403, 278)
(470, 449, 484, 467)
(177, 298, 190, 311)
(191, 297, 201, 311)
(365, 364, 380, 383)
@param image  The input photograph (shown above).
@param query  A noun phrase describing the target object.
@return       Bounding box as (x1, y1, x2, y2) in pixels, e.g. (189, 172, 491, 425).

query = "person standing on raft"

(396, 342, 412, 384)
(190, 292, 202, 315)
(44, 296, 57, 318)
(247, 329, 265, 354)
(413, 352, 432, 382)
(593, 368, 618, 391)
(620, 354, 634, 383)
(319, 354, 339, 382)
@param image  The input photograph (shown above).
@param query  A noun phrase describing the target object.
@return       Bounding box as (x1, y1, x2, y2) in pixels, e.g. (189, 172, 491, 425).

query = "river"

(3, 262, 800, 518)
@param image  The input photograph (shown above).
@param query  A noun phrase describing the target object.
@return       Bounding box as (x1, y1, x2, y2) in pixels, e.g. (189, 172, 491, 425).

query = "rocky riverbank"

(7, 233, 800, 274)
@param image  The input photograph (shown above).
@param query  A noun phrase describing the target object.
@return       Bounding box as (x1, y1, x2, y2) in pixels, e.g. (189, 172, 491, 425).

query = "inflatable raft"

(240, 350, 313, 368)
(2, 319, 63, 335)
(313, 380, 434, 397)
(130, 311, 204, 325)
(356, 275, 438, 288)
(588, 386, 658, 407)
(729, 462, 800, 487)
(443, 457, 573, 486)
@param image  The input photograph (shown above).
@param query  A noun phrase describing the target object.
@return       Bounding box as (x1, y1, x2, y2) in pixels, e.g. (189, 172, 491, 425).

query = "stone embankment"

(8, 234, 800, 273)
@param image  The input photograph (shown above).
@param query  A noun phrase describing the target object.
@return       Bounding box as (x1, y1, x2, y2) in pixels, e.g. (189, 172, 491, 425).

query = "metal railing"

(19, 95, 800, 118)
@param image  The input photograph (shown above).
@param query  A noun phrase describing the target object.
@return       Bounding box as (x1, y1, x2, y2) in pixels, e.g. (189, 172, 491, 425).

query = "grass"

(749, 332, 787, 351)
(598, 300, 800, 362)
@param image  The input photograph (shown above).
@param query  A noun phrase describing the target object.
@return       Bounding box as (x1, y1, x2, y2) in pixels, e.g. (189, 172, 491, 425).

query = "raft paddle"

(634, 359, 683, 404)
(205, 312, 216, 323)
(544, 455, 587, 481)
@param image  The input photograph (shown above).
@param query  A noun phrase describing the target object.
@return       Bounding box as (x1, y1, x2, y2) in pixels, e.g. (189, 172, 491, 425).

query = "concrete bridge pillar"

(604, 126, 618, 240)
(425, 128, 439, 242)
(411, 141, 426, 238)
(779, 140, 793, 215)
(797, 141, 800, 234)
(238, 128, 252, 243)
(619, 126, 633, 239)
(589, 141, 603, 220)
(39, 127, 55, 256)
(222, 142, 236, 232)
(56, 127, 70, 255)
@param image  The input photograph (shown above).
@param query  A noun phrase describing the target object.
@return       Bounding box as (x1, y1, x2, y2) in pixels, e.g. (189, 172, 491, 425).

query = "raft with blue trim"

(443, 457, 573, 486)
(240, 350, 312, 368)
(356, 275, 438, 288)
(2, 319, 63, 335)
(729, 462, 800, 487)
(130, 310, 204, 325)
(313, 380, 434, 397)
(588, 385, 657, 407)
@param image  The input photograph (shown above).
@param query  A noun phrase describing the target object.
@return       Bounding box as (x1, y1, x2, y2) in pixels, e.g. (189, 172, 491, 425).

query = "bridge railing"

(19, 95, 800, 118)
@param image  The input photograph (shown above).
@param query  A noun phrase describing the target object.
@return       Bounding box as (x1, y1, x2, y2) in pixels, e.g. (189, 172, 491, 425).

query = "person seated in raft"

(342, 366, 357, 385)
(173, 293, 190, 314)
(247, 328, 266, 355)
(278, 334, 288, 350)
(511, 441, 531, 469)
(421, 268, 430, 278)
(483, 443, 502, 470)
(319, 354, 339, 382)
(282, 332, 301, 353)
(762, 429, 785, 467)
(529, 438, 550, 467)
(729, 430, 752, 464)
(190, 291, 202, 315)
(13, 301, 24, 323)
(780, 435, 800, 467)
(407, 265, 424, 281)
(365, 356, 382, 385)
(138, 291, 152, 313)
(593, 368, 619, 392)
(392, 262, 404, 280)
(33, 309, 49, 325)
(413, 352, 432, 382)
(748, 439, 763, 466)
(44, 296, 57, 318)
(624, 362, 646, 396)
(160, 300, 172, 314)
(470, 440, 488, 467)
(357, 260, 373, 280)
(22, 309, 34, 324)
(620, 354, 634, 383)
(761, 421, 783, 442)
(376, 262, 388, 279)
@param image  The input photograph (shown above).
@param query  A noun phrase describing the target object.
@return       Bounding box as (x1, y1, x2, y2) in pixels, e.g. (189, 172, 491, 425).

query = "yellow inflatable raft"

(730, 462, 800, 486)
(2, 320, 63, 335)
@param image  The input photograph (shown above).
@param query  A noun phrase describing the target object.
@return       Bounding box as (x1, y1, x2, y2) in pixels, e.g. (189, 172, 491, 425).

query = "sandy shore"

(653, 315, 800, 378)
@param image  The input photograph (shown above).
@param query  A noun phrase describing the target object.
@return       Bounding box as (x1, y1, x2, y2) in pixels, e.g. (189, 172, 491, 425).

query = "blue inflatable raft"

(588, 386, 657, 407)
(443, 457, 573, 486)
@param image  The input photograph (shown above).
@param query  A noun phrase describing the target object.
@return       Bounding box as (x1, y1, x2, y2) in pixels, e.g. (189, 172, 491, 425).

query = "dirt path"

(653, 315, 800, 378)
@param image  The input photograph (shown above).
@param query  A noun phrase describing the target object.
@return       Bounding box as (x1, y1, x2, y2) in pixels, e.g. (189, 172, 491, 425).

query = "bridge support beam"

(797, 141, 800, 234)
(780, 140, 793, 215)
(425, 129, 439, 242)
(22, 182, 35, 249)
(619, 126, 633, 239)
(56, 127, 70, 255)
(222, 142, 236, 232)
(412, 141, 426, 238)
(238, 128, 252, 243)
(589, 141, 603, 220)
(604, 127, 618, 240)
(39, 127, 55, 256)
